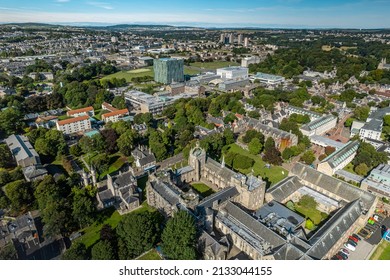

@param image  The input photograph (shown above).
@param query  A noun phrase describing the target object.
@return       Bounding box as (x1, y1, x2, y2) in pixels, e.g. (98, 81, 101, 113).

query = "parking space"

(348, 240, 375, 260)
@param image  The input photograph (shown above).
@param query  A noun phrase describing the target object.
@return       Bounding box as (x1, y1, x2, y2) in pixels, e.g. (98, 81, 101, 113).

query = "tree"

(111, 96, 126, 110)
(62, 242, 88, 260)
(282, 147, 294, 160)
(69, 144, 82, 157)
(353, 106, 370, 121)
(247, 111, 260, 119)
(300, 150, 316, 165)
(0, 108, 24, 136)
(344, 117, 354, 128)
(116, 212, 160, 259)
(384, 115, 390, 127)
(298, 195, 317, 209)
(248, 138, 263, 155)
(355, 163, 369, 176)
(242, 130, 264, 144)
(263, 147, 283, 166)
(233, 154, 255, 170)
(4, 180, 34, 212)
(0, 144, 14, 168)
(100, 128, 119, 154)
(91, 240, 116, 260)
(0, 244, 17, 260)
(34, 176, 72, 237)
(161, 211, 197, 260)
(72, 188, 95, 228)
(264, 137, 276, 152)
(117, 130, 138, 156)
(325, 146, 336, 156)
(305, 219, 315, 230)
(0, 188, 10, 209)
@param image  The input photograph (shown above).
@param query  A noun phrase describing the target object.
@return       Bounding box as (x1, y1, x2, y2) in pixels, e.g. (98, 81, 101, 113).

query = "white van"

(344, 243, 356, 252)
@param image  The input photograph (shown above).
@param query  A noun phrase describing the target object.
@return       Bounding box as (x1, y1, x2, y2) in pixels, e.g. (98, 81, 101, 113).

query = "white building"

(300, 115, 337, 137)
(102, 109, 129, 123)
(217, 67, 248, 81)
(359, 119, 383, 141)
(361, 164, 390, 198)
(241, 56, 261, 68)
(124, 90, 197, 115)
(56, 115, 91, 134)
(251, 72, 285, 86)
(66, 106, 95, 118)
(317, 141, 360, 176)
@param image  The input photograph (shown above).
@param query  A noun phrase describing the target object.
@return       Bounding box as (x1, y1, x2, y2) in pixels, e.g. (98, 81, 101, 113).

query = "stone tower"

(189, 142, 206, 182)
(235, 174, 266, 211)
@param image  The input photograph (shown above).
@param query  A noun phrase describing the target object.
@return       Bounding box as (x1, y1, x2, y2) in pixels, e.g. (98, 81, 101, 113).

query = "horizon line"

(0, 21, 389, 30)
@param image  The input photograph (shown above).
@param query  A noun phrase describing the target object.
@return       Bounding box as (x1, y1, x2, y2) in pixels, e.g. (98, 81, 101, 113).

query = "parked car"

(344, 243, 356, 251)
(341, 248, 350, 255)
(335, 254, 343, 260)
(338, 252, 348, 260)
(347, 239, 358, 247)
(352, 234, 361, 241)
(349, 236, 359, 243)
(330, 255, 339, 260)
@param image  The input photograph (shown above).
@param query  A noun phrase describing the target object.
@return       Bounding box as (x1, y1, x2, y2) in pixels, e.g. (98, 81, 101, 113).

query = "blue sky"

(0, 0, 389, 28)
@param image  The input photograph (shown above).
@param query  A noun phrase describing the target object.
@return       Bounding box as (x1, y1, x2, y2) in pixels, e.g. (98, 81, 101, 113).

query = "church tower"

(189, 142, 206, 181)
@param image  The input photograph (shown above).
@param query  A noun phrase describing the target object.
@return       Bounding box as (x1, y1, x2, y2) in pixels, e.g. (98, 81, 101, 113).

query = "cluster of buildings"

(4, 134, 48, 182)
(145, 143, 377, 260)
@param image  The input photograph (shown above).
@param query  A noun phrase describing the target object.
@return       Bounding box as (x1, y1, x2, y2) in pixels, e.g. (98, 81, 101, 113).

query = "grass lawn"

(78, 208, 123, 248)
(102, 67, 154, 82)
(225, 144, 288, 187)
(136, 249, 162, 260)
(102, 66, 199, 82)
(184, 67, 201, 75)
(190, 61, 239, 69)
(370, 240, 390, 260)
(77, 202, 156, 249)
(98, 155, 127, 180)
(58, 115, 71, 121)
(343, 163, 357, 175)
(191, 183, 215, 198)
(294, 205, 326, 225)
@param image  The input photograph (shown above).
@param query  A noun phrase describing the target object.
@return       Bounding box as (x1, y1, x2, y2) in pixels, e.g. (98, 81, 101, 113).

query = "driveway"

(347, 240, 375, 260)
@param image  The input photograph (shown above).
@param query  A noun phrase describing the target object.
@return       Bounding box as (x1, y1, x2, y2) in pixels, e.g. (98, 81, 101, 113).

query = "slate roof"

(5, 134, 40, 164)
(23, 165, 48, 180)
(113, 172, 136, 189)
(267, 176, 302, 202)
(291, 163, 376, 210)
(273, 243, 305, 260)
(197, 186, 239, 210)
(150, 180, 181, 206)
(305, 200, 363, 260)
(217, 201, 286, 255)
(205, 158, 237, 180)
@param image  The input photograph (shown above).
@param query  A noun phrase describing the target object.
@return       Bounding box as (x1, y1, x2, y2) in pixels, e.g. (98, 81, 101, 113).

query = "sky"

(0, 0, 389, 28)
